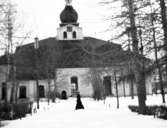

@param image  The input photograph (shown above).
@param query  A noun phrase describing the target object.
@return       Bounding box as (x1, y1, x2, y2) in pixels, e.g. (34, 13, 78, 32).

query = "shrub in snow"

(0, 102, 32, 120)
(128, 105, 167, 120)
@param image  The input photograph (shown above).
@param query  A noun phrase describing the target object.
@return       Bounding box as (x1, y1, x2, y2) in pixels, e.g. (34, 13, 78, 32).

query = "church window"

(67, 26, 72, 32)
(19, 86, 27, 99)
(39, 85, 45, 98)
(63, 32, 67, 39)
(1, 82, 6, 100)
(73, 31, 76, 38)
(103, 76, 112, 96)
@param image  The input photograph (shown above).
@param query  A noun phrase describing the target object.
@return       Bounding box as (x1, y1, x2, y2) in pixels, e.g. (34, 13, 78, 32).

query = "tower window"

(73, 31, 76, 38)
(63, 32, 67, 39)
(67, 26, 72, 32)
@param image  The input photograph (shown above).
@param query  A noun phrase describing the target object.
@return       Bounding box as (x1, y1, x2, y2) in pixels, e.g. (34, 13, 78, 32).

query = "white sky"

(12, 0, 118, 44)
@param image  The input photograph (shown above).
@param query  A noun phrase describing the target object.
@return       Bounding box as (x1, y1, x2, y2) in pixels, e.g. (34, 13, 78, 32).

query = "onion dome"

(60, 5, 78, 23)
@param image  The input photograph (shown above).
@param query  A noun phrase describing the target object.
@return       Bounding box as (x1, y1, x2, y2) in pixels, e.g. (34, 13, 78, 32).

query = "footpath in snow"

(1, 95, 167, 128)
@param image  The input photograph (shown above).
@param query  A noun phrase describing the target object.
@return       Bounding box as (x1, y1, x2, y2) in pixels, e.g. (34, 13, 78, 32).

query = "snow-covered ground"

(1, 95, 167, 128)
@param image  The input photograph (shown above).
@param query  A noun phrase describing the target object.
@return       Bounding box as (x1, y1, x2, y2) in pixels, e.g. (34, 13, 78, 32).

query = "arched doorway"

(71, 76, 78, 96)
(103, 76, 112, 96)
(61, 90, 67, 99)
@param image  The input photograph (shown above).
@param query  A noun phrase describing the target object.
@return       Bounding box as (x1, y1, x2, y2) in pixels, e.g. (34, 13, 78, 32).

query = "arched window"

(63, 32, 67, 39)
(19, 86, 27, 99)
(73, 31, 76, 38)
(1, 82, 6, 100)
(39, 85, 45, 98)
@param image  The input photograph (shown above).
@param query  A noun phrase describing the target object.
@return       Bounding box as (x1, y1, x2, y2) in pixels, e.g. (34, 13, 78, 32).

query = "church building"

(0, 0, 153, 102)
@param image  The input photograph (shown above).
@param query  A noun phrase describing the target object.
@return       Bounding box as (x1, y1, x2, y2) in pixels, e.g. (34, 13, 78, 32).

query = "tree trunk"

(36, 79, 40, 109)
(47, 78, 51, 105)
(150, 5, 165, 103)
(128, 0, 146, 114)
(130, 79, 134, 99)
(114, 71, 119, 109)
(159, 0, 166, 103)
(136, 66, 146, 114)
(10, 83, 14, 103)
(14, 82, 19, 103)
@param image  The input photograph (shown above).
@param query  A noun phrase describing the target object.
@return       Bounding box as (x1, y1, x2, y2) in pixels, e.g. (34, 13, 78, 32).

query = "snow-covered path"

(2, 96, 167, 128)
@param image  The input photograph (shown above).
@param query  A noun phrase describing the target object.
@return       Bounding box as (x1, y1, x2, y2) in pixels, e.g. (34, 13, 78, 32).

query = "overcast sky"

(11, 0, 118, 44)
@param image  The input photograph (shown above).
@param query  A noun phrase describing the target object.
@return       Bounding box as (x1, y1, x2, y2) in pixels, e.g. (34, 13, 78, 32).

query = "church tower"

(57, 0, 83, 40)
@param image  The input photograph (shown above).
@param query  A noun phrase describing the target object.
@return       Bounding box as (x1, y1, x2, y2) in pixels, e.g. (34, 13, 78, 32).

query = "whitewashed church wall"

(17, 81, 35, 101)
(56, 68, 93, 96)
(7, 84, 11, 101)
(124, 82, 130, 96)
(145, 76, 153, 95)
(78, 78, 93, 97)
(113, 76, 153, 97)
(0, 68, 153, 101)
(118, 83, 125, 97)
(112, 81, 128, 97)
(133, 83, 138, 95)
(124, 81, 132, 96)
(56, 67, 153, 97)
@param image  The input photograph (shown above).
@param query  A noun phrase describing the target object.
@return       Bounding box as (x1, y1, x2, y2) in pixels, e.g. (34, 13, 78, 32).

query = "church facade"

(0, 0, 153, 102)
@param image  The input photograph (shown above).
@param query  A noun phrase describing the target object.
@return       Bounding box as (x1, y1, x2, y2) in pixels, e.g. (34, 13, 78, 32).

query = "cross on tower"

(65, 0, 72, 5)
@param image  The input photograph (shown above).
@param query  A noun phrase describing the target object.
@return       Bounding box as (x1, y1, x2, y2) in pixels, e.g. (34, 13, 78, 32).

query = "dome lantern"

(65, 0, 72, 5)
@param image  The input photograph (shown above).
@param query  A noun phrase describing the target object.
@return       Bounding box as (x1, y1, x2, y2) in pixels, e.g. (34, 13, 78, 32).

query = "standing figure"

(75, 93, 84, 110)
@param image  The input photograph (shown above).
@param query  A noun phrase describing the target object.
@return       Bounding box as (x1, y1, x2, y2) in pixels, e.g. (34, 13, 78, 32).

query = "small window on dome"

(63, 32, 67, 39)
(67, 26, 72, 32)
(73, 31, 76, 38)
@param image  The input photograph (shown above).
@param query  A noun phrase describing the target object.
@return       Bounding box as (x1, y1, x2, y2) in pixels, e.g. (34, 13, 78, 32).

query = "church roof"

(0, 54, 13, 65)
(15, 37, 131, 80)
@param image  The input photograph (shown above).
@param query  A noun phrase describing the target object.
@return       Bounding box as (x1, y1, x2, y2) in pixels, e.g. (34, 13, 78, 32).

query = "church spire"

(65, 0, 72, 6)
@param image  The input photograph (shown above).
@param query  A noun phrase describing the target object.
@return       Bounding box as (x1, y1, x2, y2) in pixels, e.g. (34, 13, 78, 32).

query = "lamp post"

(34, 37, 40, 109)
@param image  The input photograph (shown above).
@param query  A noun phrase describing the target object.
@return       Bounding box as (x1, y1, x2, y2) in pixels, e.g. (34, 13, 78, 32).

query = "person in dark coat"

(75, 93, 84, 110)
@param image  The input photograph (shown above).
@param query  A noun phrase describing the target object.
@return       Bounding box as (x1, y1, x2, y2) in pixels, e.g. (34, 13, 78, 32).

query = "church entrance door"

(71, 76, 78, 96)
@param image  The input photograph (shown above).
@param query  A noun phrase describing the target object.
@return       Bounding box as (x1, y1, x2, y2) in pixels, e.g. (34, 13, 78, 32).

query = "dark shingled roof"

(0, 54, 13, 65)
(15, 37, 131, 80)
